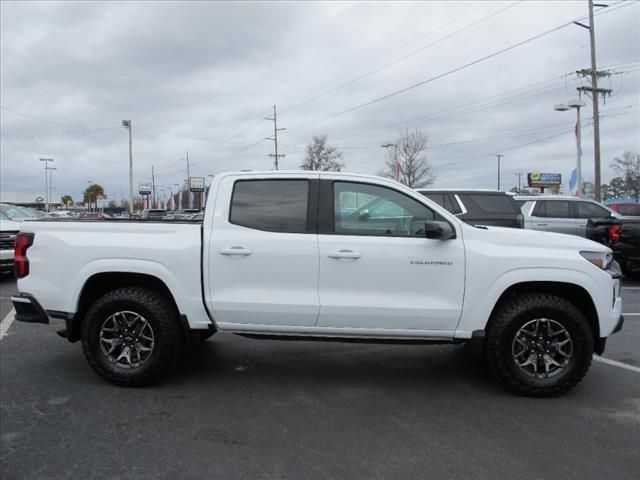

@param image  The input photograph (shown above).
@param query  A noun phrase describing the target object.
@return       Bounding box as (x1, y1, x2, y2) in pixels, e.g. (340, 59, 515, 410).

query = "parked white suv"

(12, 172, 624, 396)
(516, 196, 620, 237)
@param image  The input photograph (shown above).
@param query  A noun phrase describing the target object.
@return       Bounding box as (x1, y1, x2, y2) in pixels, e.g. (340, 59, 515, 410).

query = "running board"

(235, 333, 462, 345)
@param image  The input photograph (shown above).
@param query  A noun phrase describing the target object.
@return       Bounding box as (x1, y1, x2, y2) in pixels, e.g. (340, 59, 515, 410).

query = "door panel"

(317, 181, 464, 331)
(207, 176, 320, 327)
(529, 200, 578, 235)
(317, 235, 465, 330)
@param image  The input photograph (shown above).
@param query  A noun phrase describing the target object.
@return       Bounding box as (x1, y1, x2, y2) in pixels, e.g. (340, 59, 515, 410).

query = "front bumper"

(10, 293, 49, 324)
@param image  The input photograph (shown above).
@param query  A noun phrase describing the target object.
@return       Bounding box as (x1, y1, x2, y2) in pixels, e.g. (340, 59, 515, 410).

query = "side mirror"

(358, 209, 370, 221)
(424, 220, 455, 240)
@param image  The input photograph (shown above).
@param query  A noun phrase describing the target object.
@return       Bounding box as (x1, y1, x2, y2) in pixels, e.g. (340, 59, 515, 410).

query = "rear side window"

(532, 200, 571, 218)
(576, 201, 610, 219)
(617, 204, 640, 216)
(230, 180, 309, 233)
(420, 193, 460, 214)
(424, 193, 445, 207)
(459, 194, 519, 214)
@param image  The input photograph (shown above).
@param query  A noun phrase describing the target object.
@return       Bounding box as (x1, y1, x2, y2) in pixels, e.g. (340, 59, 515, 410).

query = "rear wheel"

(81, 287, 182, 387)
(485, 293, 593, 397)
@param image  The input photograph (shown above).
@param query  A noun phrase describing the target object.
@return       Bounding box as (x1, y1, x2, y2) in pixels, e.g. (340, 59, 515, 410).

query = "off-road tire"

(81, 287, 182, 387)
(485, 293, 594, 397)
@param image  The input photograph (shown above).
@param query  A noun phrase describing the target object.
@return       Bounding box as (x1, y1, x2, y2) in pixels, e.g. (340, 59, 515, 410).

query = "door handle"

(577, 224, 587, 228)
(219, 247, 253, 256)
(535, 223, 548, 227)
(328, 249, 361, 259)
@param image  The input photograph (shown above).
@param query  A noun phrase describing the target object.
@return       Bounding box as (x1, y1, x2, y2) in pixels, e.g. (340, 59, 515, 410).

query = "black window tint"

(424, 193, 445, 207)
(460, 194, 519, 214)
(230, 180, 309, 233)
(576, 201, 610, 219)
(334, 182, 443, 237)
(535, 200, 571, 218)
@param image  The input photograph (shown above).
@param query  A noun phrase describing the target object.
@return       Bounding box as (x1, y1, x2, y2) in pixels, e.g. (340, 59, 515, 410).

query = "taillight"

(14, 232, 34, 279)
(607, 224, 621, 245)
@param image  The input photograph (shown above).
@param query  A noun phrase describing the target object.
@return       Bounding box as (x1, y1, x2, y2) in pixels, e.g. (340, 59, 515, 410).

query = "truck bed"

(17, 219, 212, 329)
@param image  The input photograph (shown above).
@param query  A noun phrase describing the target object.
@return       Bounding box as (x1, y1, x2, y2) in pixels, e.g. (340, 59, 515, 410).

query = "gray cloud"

(1, 0, 638, 203)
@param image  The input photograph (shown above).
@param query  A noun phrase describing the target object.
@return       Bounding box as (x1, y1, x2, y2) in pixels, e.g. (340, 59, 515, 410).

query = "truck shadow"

(170, 333, 501, 395)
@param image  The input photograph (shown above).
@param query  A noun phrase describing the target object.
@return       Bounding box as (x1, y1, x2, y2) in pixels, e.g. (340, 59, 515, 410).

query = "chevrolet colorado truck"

(11, 171, 624, 396)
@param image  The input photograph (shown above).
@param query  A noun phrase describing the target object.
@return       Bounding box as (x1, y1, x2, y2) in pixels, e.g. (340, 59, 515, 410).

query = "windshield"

(0, 204, 29, 221)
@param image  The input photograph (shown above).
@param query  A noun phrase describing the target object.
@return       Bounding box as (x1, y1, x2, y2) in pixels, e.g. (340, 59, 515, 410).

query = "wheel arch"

(68, 272, 181, 342)
(487, 281, 600, 351)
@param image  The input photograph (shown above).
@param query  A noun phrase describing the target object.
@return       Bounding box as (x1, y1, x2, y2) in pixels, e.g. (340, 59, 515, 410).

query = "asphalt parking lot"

(1, 274, 638, 480)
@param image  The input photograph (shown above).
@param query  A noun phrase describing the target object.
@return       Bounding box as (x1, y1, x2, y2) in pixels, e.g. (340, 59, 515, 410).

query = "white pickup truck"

(11, 171, 624, 396)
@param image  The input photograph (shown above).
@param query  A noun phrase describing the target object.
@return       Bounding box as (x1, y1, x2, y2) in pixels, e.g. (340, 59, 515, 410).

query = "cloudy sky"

(1, 0, 639, 203)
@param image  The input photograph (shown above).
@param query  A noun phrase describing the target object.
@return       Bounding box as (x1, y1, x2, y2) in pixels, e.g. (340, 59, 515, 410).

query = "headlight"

(580, 251, 613, 270)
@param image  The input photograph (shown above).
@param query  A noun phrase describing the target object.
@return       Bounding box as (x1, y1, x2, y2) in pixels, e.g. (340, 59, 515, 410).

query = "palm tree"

(83, 184, 105, 211)
(60, 195, 73, 210)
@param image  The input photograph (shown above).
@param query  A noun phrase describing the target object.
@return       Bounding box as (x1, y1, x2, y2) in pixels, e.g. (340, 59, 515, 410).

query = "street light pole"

(48, 167, 57, 210)
(122, 120, 133, 215)
(382, 143, 400, 182)
(496, 154, 503, 190)
(39, 158, 54, 212)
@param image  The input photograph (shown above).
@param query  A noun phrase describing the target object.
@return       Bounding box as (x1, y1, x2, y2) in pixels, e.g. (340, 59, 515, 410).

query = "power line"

(1, 127, 120, 140)
(434, 109, 638, 171)
(284, 0, 631, 134)
(279, 1, 523, 114)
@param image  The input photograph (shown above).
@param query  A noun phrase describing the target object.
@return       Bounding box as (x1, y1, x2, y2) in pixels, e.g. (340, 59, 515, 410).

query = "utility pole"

(573, 1, 612, 202)
(39, 158, 54, 212)
(265, 105, 286, 170)
(515, 172, 524, 193)
(496, 154, 503, 190)
(382, 143, 400, 182)
(151, 165, 156, 209)
(48, 167, 57, 210)
(185, 151, 191, 183)
(122, 120, 133, 215)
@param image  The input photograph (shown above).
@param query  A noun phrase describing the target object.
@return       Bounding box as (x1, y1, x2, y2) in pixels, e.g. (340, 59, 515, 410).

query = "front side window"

(576, 201, 610, 219)
(533, 200, 571, 218)
(230, 180, 309, 233)
(333, 182, 442, 237)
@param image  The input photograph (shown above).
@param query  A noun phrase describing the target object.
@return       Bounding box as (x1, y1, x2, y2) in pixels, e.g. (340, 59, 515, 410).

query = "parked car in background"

(587, 216, 640, 277)
(608, 202, 640, 217)
(516, 196, 620, 237)
(140, 209, 167, 219)
(0, 204, 28, 273)
(16, 206, 46, 219)
(79, 212, 113, 220)
(416, 189, 523, 228)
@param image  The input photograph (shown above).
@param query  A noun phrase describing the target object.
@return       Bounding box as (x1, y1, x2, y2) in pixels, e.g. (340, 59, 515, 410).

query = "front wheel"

(81, 287, 182, 387)
(485, 293, 594, 397)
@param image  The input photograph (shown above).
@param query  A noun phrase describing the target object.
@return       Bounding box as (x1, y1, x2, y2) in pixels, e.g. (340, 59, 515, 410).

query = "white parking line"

(0, 308, 16, 340)
(623, 313, 640, 316)
(621, 286, 640, 290)
(594, 355, 640, 373)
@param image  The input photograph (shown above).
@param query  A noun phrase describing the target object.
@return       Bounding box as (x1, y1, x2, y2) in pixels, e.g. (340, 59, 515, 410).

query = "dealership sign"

(139, 182, 152, 194)
(527, 172, 561, 188)
(189, 177, 205, 192)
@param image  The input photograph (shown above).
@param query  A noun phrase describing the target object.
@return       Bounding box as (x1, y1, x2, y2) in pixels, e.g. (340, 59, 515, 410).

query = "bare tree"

(300, 135, 344, 171)
(611, 151, 640, 201)
(377, 128, 435, 188)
